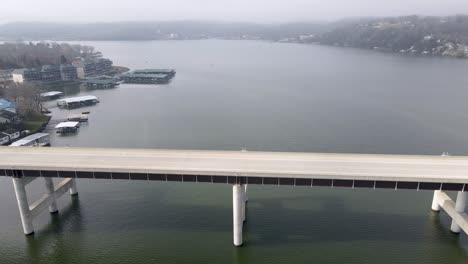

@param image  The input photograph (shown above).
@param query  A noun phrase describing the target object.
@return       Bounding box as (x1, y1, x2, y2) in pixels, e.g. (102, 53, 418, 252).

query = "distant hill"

(310, 15, 468, 58)
(0, 16, 467, 58)
(0, 21, 325, 41)
(0, 42, 96, 69)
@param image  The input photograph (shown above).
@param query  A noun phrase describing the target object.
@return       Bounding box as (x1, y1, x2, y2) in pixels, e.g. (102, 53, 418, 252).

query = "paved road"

(1, 147, 468, 183)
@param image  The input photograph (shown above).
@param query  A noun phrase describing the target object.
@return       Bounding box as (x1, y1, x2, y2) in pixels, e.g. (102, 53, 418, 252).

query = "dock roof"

(83, 79, 116, 85)
(40, 91, 63, 97)
(9, 133, 49, 146)
(122, 73, 169, 79)
(132, 69, 175, 74)
(57, 95, 98, 104)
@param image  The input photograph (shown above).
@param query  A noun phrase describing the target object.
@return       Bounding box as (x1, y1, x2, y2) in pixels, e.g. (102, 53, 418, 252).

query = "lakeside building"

(73, 58, 113, 78)
(0, 70, 13, 83)
(41, 65, 62, 82)
(12, 68, 42, 83)
(60, 65, 79, 81)
(12, 58, 114, 83)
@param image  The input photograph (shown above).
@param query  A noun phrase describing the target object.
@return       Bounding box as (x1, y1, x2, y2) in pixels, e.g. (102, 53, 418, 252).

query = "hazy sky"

(1, 0, 467, 24)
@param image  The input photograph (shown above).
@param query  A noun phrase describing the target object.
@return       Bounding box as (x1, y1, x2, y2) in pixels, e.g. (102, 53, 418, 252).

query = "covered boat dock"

(55, 121, 80, 134)
(57, 95, 99, 109)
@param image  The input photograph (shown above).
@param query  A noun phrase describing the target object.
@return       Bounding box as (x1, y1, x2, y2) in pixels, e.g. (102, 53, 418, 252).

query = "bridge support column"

(69, 179, 78, 196)
(431, 190, 441, 212)
(11, 176, 77, 235)
(44, 178, 58, 213)
(450, 191, 467, 234)
(233, 184, 244, 246)
(12, 177, 34, 235)
(244, 184, 248, 203)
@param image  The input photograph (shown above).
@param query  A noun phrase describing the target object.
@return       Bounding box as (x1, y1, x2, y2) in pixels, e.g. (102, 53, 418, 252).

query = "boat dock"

(83, 79, 118, 89)
(40, 91, 63, 100)
(55, 121, 80, 134)
(57, 95, 99, 109)
(121, 69, 176, 84)
(9, 133, 50, 147)
(67, 113, 89, 122)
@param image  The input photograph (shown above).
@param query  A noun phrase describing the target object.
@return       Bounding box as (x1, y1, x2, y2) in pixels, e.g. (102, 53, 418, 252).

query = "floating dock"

(57, 95, 99, 109)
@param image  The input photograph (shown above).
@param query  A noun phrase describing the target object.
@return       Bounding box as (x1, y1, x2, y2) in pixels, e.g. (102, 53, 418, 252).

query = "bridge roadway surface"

(1, 147, 468, 190)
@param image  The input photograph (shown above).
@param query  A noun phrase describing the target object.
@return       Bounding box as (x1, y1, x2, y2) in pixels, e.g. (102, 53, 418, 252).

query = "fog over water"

(1, 0, 467, 23)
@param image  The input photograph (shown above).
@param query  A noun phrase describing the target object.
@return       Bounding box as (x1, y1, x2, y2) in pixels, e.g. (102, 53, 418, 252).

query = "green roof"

(122, 73, 169, 79)
(132, 69, 175, 74)
(83, 79, 116, 85)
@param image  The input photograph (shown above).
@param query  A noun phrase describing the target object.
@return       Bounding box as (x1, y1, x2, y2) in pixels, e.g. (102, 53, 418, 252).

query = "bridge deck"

(1, 147, 468, 190)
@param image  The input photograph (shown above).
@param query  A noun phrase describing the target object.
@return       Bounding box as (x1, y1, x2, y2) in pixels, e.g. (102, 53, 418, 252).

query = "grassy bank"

(20, 111, 50, 133)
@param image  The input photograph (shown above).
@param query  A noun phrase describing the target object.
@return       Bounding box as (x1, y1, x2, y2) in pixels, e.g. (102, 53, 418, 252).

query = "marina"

(57, 95, 99, 109)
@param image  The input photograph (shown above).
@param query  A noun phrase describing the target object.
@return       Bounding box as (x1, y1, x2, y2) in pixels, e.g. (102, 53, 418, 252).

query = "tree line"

(312, 15, 468, 57)
(0, 42, 96, 70)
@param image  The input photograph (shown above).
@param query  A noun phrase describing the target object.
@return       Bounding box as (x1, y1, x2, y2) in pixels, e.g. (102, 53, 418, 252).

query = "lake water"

(1, 40, 468, 263)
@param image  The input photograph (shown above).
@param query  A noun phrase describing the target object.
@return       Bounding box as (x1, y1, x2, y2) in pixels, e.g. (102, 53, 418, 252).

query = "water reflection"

(25, 196, 83, 263)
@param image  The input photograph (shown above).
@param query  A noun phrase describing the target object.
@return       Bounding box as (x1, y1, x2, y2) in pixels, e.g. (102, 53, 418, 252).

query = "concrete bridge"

(1, 146, 468, 246)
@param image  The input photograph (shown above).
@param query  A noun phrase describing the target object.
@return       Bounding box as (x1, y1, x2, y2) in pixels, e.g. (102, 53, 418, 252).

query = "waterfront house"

(2, 128, 20, 142)
(0, 98, 18, 123)
(0, 133, 9, 145)
(0, 110, 19, 123)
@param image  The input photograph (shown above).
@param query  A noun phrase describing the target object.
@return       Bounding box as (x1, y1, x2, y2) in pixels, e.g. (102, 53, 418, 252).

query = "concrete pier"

(12, 178, 34, 235)
(233, 184, 243, 246)
(431, 190, 441, 212)
(450, 191, 467, 233)
(44, 178, 58, 213)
